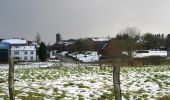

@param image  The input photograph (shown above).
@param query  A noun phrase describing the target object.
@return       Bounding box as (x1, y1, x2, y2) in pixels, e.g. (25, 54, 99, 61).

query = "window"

(24, 56, 27, 60)
(31, 51, 34, 55)
(14, 51, 19, 55)
(30, 57, 34, 60)
(14, 57, 19, 60)
(24, 51, 27, 55)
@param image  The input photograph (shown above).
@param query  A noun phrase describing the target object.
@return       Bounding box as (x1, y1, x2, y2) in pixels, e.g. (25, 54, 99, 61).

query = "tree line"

(36, 28, 170, 62)
(60, 28, 170, 55)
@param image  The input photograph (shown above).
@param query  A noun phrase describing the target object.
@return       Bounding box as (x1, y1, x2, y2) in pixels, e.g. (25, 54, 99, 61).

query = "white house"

(2, 38, 38, 61)
(11, 46, 36, 61)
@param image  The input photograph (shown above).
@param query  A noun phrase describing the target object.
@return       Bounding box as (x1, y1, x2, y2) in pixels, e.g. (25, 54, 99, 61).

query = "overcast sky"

(0, 0, 170, 44)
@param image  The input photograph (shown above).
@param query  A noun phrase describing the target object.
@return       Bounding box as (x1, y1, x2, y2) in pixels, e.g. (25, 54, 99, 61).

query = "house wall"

(167, 51, 170, 57)
(0, 43, 11, 63)
(0, 49, 9, 63)
(11, 50, 36, 61)
(50, 50, 56, 59)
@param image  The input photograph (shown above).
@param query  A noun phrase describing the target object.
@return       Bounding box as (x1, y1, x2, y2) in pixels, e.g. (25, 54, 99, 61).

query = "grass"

(157, 94, 170, 100)
(100, 88, 114, 99)
(0, 65, 170, 99)
(77, 83, 90, 89)
(122, 92, 130, 100)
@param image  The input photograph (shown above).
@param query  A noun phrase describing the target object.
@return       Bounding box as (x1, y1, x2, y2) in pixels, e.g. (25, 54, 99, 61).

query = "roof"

(52, 40, 76, 47)
(11, 46, 36, 51)
(2, 38, 27, 45)
(58, 41, 75, 46)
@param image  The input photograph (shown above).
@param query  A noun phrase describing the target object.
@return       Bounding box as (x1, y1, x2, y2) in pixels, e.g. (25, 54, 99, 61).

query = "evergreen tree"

(143, 33, 156, 49)
(38, 42, 47, 61)
(165, 34, 170, 50)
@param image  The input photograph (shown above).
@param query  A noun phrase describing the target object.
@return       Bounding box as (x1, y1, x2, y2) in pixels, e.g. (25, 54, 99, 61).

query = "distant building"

(50, 50, 57, 59)
(1, 38, 38, 61)
(50, 39, 76, 52)
(11, 46, 36, 61)
(85, 37, 110, 51)
(56, 33, 61, 43)
(0, 43, 11, 63)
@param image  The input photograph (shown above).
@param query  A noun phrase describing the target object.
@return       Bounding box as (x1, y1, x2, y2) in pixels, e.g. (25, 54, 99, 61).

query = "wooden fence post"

(8, 56, 15, 100)
(113, 57, 122, 100)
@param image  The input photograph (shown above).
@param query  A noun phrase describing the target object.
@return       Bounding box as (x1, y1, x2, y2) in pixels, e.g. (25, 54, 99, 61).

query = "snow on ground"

(0, 65, 170, 100)
(0, 62, 57, 69)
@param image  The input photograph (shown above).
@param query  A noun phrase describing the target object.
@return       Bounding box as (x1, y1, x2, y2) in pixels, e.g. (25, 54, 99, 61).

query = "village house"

(11, 46, 36, 61)
(48, 34, 77, 59)
(85, 37, 110, 53)
(2, 38, 37, 62)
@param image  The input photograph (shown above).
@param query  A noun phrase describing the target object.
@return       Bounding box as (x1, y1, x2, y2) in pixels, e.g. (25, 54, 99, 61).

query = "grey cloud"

(0, 0, 170, 43)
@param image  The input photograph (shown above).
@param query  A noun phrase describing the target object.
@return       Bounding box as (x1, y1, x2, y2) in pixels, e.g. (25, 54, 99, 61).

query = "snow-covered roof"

(11, 46, 36, 51)
(92, 37, 110, 42)
(58, 41, 75, 46)
(2, 39, 27, 45)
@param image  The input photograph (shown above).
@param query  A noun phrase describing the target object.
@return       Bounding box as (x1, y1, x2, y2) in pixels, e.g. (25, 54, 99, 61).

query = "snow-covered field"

(0, 65, 170, 100)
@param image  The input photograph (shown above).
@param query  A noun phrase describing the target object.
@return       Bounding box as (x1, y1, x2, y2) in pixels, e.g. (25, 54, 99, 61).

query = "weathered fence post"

(113, 57, 122, 100)
(98, 54, 102, 69)
(8, 56, 15, 100)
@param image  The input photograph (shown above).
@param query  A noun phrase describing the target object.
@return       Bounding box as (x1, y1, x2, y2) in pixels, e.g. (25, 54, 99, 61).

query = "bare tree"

(120, 27, 140, 39)
(117, 27, 140, 65)
(35, 32, 41, 45)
